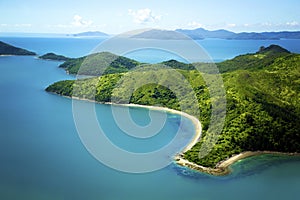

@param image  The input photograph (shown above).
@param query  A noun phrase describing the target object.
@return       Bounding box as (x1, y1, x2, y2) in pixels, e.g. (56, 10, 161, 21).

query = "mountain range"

(131, 28, 300, 40)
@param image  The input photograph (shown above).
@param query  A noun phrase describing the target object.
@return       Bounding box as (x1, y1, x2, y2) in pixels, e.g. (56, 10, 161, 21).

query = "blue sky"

(1, 0, 299, 34)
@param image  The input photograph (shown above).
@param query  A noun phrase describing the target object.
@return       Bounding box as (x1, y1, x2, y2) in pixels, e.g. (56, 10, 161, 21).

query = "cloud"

(286, 21, 299, 26)
(0, 23, 32, 28)
(227, 23, 236, 28)
(71, 15, 93, 27)
(187, 21, 204, 29)
(256, 21, 300, 30)
(128, 8, 161, 24)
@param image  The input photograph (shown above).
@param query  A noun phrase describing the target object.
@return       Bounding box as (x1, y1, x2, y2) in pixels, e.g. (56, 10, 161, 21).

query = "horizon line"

(1, 28, 300, 36)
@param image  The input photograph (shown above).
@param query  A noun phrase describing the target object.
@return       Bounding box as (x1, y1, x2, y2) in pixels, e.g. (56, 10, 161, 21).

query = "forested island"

(45, 45, 300, 173)
(39, 53, 70, 61)
(0, 41, 36, 56)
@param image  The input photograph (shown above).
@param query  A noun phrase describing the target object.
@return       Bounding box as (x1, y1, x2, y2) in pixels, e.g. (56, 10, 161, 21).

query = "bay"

(0, 37, 300, 200)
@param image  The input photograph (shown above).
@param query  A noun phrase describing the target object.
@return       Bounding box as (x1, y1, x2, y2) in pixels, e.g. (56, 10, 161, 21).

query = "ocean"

(0, 37, 299, 200)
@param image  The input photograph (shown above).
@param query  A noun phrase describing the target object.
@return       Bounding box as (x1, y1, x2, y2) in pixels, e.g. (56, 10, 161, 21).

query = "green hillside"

(58, 52, 141, 75)
(185, 52, 300, 167)
(58, 52, 197, 76)
(39, 53, 70, 61)
(217, 44, 291, 73)
(46, 45, 300, 168)
(0, 41, 36, 55)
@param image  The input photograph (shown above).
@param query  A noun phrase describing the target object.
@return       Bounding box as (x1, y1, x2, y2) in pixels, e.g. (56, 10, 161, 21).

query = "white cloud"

(256, 21, 300, 30)
(261, 22, 273, 27)
(286, 21, 299, 26)
(227, 23, 236, 28)
(128, 8, 161, 24)
(187, 21, 204, 29)
(71, 14, 93, 27)
(0, 23, 32, 27)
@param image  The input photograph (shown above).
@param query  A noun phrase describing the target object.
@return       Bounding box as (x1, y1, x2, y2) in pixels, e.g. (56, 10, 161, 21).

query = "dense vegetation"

(39, 53, 70, 61)
(59, 52, 141, 75)
(216, 45, 291, 73)
(185, 51, 300, 167)
(0, 41, 36, 55)
(58, 51, 197, 76)
(46, 45, 300, 168)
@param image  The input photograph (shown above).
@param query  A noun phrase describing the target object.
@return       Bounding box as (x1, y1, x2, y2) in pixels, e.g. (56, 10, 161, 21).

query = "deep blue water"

(0, 37, 300, 200)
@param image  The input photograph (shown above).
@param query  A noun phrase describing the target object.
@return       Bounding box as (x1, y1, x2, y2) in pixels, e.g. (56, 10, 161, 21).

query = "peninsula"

(0, 41, 36, 56)
(45, 45, 300, 175)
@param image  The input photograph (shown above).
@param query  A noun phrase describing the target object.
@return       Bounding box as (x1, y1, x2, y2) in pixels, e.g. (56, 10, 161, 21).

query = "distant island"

(132, 29, 190, 40)
(131, 28, 300, 40)
(0, 41, 36, 56)
(39, 53, 70, 61)
(45, 45, 300, 175)
(69, 31, 109, 37)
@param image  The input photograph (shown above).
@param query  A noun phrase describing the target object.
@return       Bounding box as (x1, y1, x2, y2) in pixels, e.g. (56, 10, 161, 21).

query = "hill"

(39, 53, 70, 61)
(187, 49, 300, 167)
(176, 28, 235, 39)
(132, 29, 190, 40)
(71, 31, 109, 37)
(0, 41, 36, 56)
(217, 44, 291, 73)
(45, 45, 300, 168)
(58, 52, 197, 76)
(59, 52, 141, 75)
(176, 28, 300, 40)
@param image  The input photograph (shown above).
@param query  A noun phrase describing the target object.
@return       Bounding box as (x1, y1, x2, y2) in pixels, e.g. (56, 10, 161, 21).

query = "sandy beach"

(175, 150, 300, 176)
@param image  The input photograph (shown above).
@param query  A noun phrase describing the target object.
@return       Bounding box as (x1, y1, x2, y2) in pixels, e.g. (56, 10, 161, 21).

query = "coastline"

(104, 102, 203, 153)
(69, 96, 202, 153)
(55, 94, 299, 176)
(36, 56, 67, 62)
(175, 150, 300, 176)
(0, 54, 36, 57)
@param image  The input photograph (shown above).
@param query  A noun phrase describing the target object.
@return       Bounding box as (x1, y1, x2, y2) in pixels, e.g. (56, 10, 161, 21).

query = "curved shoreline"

(54, 94, 300, 176)
(105, 102, 203, 153)
(100, 102, 300, 176)
(175, 151, 300, 176)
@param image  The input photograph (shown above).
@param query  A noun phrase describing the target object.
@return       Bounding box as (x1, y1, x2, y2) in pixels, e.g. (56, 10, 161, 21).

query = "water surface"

(0, 38, 299, 200)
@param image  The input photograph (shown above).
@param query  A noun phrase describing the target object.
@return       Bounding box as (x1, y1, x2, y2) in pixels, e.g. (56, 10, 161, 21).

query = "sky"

(1, 0, 300, 34)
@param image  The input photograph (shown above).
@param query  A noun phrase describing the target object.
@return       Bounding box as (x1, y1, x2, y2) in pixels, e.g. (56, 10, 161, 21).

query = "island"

(45, 45, 300, 175)
(39, 53, 70, 61)
(70, 31, 109, 37)
(0, 41, 36, 56)
(132, 28, 300, 40)
(132, 29, 190, 40)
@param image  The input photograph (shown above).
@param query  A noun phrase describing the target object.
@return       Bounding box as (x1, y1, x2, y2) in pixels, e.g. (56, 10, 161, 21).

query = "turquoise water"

(0, 38, 300, 199)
